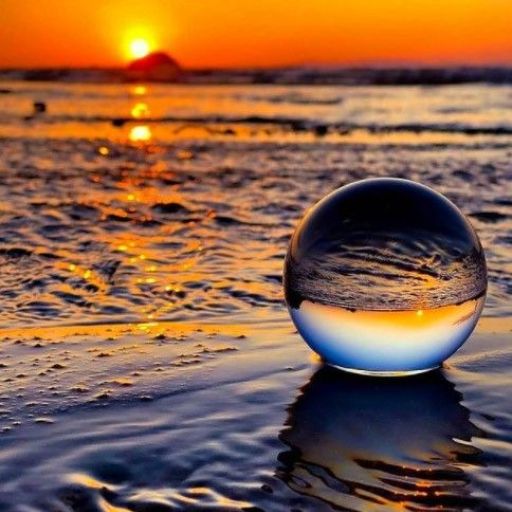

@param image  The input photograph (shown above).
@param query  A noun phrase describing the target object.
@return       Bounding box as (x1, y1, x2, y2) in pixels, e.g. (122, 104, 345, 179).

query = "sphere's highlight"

(284, 178, 487, 376)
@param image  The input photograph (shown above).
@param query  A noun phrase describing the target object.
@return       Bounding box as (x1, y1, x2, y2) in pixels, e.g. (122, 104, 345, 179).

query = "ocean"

(0, 80, 511, 511)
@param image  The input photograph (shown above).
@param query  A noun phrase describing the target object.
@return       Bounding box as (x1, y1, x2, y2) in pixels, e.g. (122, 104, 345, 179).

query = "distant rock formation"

(126, 52, 182, 82)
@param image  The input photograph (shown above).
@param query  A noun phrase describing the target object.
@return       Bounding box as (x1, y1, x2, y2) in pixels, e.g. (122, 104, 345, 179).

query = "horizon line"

(2, 62, 512, 72)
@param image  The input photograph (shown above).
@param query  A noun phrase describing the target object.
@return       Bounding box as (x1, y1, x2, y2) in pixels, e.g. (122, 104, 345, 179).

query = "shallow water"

(0, 81, 511, 510)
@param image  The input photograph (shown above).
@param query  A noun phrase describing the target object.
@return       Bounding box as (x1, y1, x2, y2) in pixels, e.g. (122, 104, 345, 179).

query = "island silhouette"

(127, 51, 182, 82)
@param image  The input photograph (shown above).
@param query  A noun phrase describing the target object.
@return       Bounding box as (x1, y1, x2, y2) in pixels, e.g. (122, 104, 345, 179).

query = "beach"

(0, 81, 511, 510)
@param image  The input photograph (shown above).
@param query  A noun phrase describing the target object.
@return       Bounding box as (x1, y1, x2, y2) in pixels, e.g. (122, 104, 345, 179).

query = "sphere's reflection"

(278, 367, 483, 511)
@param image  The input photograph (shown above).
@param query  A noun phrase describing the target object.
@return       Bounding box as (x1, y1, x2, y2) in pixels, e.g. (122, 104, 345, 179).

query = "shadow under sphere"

(278, 366, 483, 511)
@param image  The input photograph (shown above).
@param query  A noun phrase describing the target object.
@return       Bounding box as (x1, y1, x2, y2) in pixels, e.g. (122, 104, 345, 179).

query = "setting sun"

(2, 0, 512, 67)
(130, 38, 150, 59)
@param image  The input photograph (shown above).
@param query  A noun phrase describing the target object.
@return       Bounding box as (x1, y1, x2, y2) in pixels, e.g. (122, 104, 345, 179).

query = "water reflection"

(278, 367, 483, 511)
(132, 84, 147, 96)
(131, 101, 149, 119)
(128, 91, 153, 142)
(129, 124, 152, 142)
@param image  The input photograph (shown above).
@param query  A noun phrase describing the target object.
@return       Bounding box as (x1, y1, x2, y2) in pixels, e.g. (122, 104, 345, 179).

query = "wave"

(9, 113, 512, 136)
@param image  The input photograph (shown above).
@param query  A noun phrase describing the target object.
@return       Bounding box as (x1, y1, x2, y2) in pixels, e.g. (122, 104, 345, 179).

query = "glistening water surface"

(0, 81, 511, 510)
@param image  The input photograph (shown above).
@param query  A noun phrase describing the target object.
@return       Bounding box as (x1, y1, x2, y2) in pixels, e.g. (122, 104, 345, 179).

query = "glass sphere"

(284, 178, 487, 376)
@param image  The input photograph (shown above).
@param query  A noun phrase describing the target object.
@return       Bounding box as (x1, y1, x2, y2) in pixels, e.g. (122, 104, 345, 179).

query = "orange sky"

(1, 0, 512, 68)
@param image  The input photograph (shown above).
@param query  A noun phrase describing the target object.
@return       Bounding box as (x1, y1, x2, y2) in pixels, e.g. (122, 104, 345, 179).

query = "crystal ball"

(284, 178, 487, 376)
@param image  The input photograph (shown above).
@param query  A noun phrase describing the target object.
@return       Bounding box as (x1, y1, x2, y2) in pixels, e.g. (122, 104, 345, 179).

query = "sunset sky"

(1, 0, 512, 69)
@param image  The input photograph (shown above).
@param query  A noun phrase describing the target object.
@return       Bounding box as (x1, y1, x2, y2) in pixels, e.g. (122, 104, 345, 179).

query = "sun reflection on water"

(132, 85, 147, 96)
(129, 125, 152, 142)
(131, 102, 149, 119)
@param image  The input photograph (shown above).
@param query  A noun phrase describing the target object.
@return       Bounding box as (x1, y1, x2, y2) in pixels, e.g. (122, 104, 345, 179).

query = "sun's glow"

(130, 39, 150, 59)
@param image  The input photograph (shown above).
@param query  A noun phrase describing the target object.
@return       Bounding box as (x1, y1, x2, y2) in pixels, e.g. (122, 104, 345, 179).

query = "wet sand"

(0, 318, 511, 510)
(0, 82, 511, 510)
